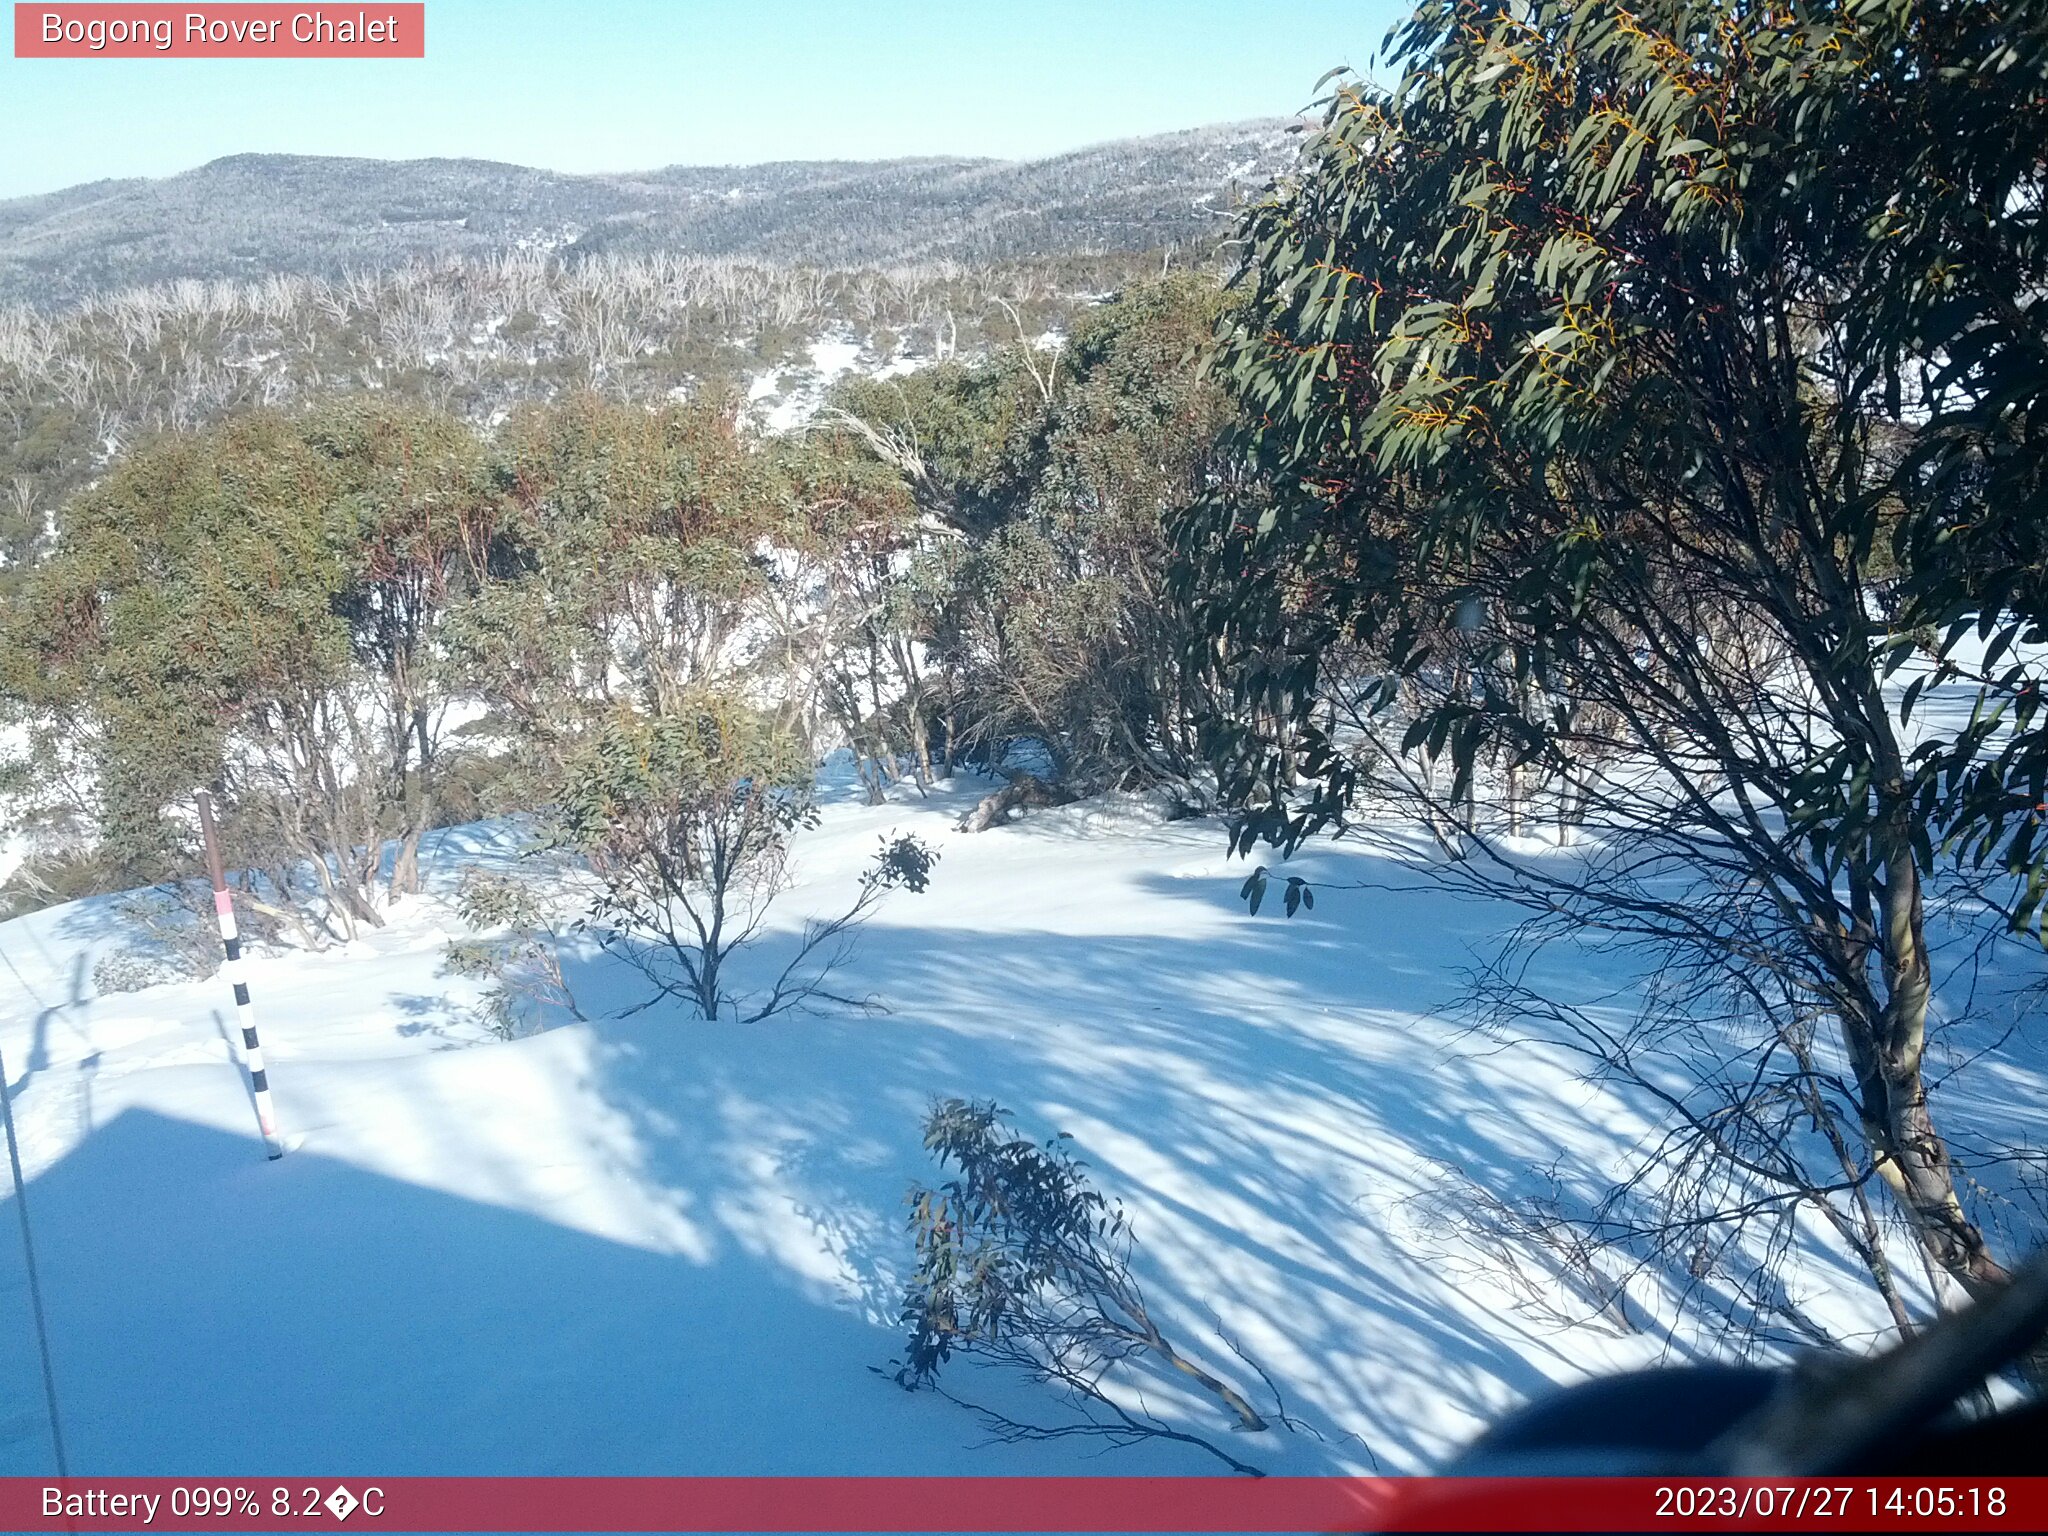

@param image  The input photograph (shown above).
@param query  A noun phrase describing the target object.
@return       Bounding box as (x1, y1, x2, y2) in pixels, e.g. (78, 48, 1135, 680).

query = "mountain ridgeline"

(0, 120, 1300, 306)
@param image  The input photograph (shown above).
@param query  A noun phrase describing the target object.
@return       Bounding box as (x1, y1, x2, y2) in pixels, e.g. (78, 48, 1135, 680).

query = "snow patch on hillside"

(747, 335, 932, 434)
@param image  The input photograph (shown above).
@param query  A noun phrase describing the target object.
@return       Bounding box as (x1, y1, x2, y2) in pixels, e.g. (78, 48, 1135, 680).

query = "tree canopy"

(1176, 0, 2048, 1308)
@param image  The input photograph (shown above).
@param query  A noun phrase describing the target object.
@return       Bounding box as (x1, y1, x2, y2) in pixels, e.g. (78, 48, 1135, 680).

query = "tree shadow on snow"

(3, 804, 1957, 1479)
(553, 836, 1654, 1473)
(0, 1106, 1107, 1478)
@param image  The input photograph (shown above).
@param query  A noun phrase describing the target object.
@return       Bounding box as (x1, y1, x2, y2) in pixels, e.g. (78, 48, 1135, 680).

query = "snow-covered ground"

(0, 767, 2040, 1478)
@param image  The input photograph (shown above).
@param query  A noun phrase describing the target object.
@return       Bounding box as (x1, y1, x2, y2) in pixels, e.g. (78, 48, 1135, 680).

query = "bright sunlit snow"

(0, 763, 2040, 1477)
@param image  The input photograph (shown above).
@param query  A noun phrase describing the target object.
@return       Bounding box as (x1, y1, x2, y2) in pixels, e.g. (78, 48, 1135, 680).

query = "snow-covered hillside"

(0, 766, 2040, 1478)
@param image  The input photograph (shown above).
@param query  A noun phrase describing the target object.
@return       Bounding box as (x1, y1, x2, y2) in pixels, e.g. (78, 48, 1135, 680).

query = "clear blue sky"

(0, 1, 1408, 199)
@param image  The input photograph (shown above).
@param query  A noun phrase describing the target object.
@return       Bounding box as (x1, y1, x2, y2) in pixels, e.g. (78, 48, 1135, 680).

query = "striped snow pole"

(197, 791, 284, 1160)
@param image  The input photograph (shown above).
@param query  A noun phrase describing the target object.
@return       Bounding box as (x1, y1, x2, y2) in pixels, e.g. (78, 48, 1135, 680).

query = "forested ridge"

(0, 120, 1295, 306)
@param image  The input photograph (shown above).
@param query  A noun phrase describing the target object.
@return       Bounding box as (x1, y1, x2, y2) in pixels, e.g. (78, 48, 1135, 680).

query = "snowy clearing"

(0, 770, 2040, 1477)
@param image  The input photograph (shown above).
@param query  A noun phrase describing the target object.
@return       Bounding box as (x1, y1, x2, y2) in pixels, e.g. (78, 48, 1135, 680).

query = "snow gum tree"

(1, 399, 494, 939)
(315, 402, 503, 899)
(772, 428, 946, 797)
(558, 695, 817, 1021)
(448, 391, 787, 780)
(956, 277, 1253, 791)
(819, 279, 1255, 798)
(451, 392, 936, 1022)
(1176, 0, 2048, 1314)
(557, 693, 936, 1022)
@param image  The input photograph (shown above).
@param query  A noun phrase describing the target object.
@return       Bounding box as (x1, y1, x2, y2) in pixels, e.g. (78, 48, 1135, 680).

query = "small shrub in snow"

(0, 844, 135, 921)
(90, 886, 222, 994)
(91, 948, 183, 995)
(441, 865, 584, 1039)
(893, 1098, 1274, 1476)
(118, 887, 227, 975)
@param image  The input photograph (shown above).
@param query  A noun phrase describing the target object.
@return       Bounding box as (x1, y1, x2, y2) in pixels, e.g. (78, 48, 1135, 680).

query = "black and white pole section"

(197, 791, 284, 1160)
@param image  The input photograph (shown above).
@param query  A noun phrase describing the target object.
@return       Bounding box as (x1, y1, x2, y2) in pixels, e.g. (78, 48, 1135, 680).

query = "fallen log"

(956, 773, 1077, 832)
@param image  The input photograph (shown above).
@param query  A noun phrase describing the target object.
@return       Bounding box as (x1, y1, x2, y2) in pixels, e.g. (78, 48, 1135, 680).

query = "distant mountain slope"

(0, 121, 1299, 305)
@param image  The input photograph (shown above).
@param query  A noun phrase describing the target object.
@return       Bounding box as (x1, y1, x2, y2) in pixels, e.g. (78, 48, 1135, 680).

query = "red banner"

(13, 4, 424, 58)
(1, 1477, 2043, 1532)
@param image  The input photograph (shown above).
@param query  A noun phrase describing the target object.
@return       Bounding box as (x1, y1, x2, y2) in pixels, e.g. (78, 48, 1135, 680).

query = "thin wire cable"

(0, 1039, 68, 1478)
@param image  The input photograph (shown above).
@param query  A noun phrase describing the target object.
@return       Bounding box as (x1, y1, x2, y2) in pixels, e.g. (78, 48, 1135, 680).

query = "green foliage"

(86, 885, 220, 993)
(769, 425, 940, 794)
(0, 843, 143, 921)
(555, 693, 818, 1021)
(897, 1098, 1131, 1388)
(822, 277, 1249, 792)
(5, 412, 344, 872)
(895, 1098, 1271, 1472)
(1850, 0, 2048, 931)
(0, 397, 497, 923)
(91, 948, 184, 996)
(954, 277, 1249, 785)
(547, 696, 935, 1023)
(454, 392, 784, 738)
(1177, 0, 2046, 1301)
(441, 864, 583, 1039)
(1183, 0, 2048, 904)
(557, 695, 815, 862)
(0, 402, 95, 590)
(452, 864, 553, 933)
(830, 352, 1050, 535)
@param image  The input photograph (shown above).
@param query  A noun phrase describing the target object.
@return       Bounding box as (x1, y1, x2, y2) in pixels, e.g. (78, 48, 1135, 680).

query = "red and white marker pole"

(197, 791, 284, 1160)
